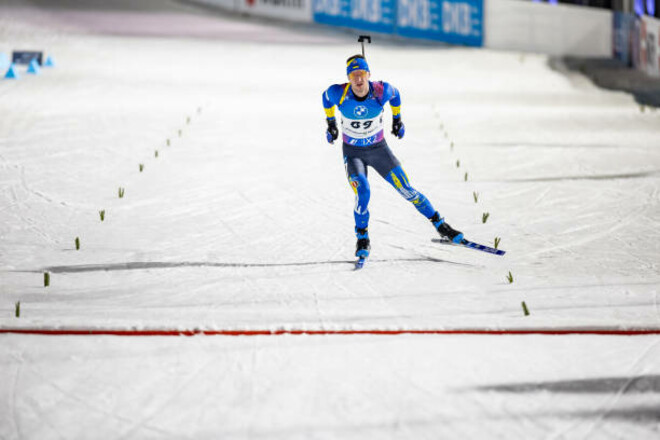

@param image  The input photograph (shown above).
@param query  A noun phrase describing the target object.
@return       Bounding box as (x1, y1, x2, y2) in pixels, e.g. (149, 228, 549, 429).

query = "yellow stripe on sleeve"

(324, 107, 335, 118)
(391, 105, 401, 117)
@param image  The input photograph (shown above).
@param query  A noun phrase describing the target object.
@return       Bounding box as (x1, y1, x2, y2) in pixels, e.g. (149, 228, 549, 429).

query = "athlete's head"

(346, 54, 369, 76)
(346, 54, 370, 97)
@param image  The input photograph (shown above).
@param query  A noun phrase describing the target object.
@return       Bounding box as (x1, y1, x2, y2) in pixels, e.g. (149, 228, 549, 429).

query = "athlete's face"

(349, 70, 370, 97)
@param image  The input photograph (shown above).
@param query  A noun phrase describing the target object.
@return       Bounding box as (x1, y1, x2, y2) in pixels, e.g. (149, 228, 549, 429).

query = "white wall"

(484, 0, 612, 57)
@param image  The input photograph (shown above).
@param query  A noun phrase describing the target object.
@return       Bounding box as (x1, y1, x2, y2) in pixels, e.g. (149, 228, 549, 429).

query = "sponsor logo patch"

(354, 105, 368, 117)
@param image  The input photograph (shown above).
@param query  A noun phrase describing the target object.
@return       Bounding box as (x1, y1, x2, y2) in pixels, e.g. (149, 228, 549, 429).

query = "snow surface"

(1, 1, 660, 438)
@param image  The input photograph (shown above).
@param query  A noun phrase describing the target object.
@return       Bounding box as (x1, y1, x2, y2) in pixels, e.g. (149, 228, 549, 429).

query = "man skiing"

(322, 54, 464, 262)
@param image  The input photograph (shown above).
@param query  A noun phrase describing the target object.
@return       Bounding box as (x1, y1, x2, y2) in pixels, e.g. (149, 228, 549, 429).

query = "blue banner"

(612, 11, 634, 64)
(613, 12, 634, 65)
(12, 51, 43, 66)
(396, 0, 483, 47)
(313, 0, 396, 34)
(312, 0, 483, 47)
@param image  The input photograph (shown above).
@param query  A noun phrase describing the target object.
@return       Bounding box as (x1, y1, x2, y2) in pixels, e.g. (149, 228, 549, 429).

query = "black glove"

(326, 119, 339, 144)
(391, 117, 405, 139)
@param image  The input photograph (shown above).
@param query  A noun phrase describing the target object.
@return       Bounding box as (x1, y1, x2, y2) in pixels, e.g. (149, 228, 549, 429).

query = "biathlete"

(322, 55, 464, 260)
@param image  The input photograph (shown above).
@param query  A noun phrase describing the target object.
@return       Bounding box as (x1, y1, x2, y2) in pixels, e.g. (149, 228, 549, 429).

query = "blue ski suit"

(322, 81, 437, 230)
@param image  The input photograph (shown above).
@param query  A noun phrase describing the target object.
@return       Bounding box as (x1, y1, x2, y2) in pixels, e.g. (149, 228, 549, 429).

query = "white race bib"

(341, 112, 384, 139)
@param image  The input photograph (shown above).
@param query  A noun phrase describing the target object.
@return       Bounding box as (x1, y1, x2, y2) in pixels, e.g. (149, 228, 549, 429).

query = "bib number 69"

(351, 120, 373, 129)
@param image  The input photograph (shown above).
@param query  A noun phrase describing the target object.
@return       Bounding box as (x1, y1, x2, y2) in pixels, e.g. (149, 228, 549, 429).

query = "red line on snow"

(2, 328, 660, 336)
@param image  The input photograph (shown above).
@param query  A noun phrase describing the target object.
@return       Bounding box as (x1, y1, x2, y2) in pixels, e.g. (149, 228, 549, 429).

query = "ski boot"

(355, 227, 371, 258)
(430, 212, 464, 244)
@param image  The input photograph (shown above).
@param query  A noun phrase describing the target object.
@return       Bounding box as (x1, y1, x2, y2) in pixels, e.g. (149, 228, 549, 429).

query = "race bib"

(341, 112, 384, 140)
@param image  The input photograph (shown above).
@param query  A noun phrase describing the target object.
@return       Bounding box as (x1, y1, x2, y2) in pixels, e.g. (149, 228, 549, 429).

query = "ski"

(434, 238, 506, 256)
(355, 256, 367, 269)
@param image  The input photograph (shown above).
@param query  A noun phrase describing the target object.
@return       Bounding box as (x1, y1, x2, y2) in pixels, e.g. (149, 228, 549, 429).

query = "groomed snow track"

(2, 1, 660, 439)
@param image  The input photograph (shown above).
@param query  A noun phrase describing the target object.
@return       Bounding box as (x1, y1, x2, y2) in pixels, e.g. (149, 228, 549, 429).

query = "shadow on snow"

(30, 257, 472, 274)
(472, 375, 660, 394)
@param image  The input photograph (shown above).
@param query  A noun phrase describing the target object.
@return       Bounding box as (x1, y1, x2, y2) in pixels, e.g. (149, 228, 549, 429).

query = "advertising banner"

(613, 12, 634, 65)
(642, 15, 660, 77)
(239, 0, 313, 22)
(396, 0, 483, 47)
(312, 0, 482, 46)
(12, 51, 43, 65)
(313, 0, 397, 34)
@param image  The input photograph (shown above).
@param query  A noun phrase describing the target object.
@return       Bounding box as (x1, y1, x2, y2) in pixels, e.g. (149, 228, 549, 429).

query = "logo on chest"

(354, 105, 368, 117)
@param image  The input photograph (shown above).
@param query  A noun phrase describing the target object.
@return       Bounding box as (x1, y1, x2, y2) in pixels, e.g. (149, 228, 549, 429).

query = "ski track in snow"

(1, 0, 660, 438)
